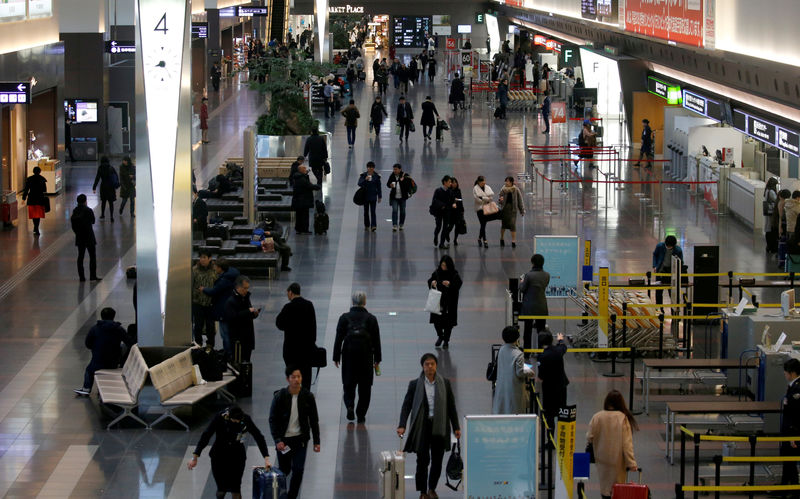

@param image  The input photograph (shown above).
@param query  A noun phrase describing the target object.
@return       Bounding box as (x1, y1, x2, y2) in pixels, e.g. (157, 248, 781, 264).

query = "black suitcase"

(231, 342, 252, 397)
(207, 223, 230, 240)
(314, 213, 329, 234)
(494, 107, 502, 118)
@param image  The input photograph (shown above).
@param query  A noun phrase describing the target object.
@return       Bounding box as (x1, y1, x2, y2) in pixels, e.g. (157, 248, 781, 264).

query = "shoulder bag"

(482, 201, 499, 216)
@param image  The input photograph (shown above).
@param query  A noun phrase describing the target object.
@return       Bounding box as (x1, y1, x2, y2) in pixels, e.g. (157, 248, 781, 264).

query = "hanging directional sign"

(105, 40, 136, 53)
(0, 82, 31, 104)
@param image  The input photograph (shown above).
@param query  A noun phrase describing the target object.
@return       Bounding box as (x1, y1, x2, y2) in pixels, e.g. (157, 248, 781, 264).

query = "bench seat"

(94, 345, 150, 430)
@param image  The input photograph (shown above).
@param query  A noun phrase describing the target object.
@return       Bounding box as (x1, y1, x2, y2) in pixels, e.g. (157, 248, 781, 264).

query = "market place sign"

(329, 4, 364, 13)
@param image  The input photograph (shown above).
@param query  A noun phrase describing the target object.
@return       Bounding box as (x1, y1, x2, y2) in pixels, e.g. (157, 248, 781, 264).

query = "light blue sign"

(464, 415, 538, 499)
(534, 235, 580, 298)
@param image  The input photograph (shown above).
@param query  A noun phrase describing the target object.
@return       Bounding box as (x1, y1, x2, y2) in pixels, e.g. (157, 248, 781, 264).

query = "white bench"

(94, 345, 150, 430)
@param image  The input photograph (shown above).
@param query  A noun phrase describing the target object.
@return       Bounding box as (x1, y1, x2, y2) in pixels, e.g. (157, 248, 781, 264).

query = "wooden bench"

(148, 348, 236, 431)
(94, 344, 150, 430)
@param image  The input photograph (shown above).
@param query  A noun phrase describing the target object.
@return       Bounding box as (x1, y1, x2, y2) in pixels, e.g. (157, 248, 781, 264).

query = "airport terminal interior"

(1, 0, 800, 498)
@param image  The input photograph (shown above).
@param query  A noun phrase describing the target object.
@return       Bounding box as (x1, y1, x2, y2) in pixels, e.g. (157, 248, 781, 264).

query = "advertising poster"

(0, 0, 26, 22)
(624, 0, 704, 47)
(464, 415, 538, 499)
(533, 235, 580, 298)
(556, 405, 577, 499)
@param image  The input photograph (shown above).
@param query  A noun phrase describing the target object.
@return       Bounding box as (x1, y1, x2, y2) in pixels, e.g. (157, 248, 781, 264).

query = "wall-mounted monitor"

(192, 22, 208, 39)
(65, 99, 99, 123)
(457, 24, 472, 34)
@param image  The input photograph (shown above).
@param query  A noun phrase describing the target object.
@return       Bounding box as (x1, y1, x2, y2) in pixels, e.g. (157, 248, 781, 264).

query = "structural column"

(313, 0, 329, 62)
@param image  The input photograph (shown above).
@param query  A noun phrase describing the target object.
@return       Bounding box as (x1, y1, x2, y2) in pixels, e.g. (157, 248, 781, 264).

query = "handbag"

(395, 125, 401, 135)
(309, 345, 327, 385)
(444, 440, 464, 491)
(352, 186, 366, 206)
(42, 197, 51, 213)
(482, 201, 499, 216)
(585, 442, 596, 463)
(425, 288, 442, 315)
(409, 122, 416, 132)
(456, 218, 467, 235)
(763, 198, 774, 216)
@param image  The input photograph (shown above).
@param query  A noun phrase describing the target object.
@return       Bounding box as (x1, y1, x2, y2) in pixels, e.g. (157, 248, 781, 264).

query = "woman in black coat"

(449, 177, 466, 246)
(427, 58, 437, 82)
(21, 166, 47, 235)
(449, 76, 465, 110)
(370, 96, 388, 135)
(427, 255, 462, 349)
(420, 96, 439, 140)
(118, 156, 135, 218)
(92, 156, 118, 221)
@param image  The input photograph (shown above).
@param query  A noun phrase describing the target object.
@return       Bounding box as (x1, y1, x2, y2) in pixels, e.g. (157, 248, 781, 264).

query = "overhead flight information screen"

(392, 16, 432, 48)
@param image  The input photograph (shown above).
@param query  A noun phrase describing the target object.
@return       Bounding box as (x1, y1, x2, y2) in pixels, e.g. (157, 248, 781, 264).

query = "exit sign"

(475, 12, 484, 24)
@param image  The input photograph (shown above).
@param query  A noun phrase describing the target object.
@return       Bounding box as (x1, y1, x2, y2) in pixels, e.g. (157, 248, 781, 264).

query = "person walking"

(201, 258, 240, 359)
(269, 366, 321, 499)
(370, 96, 388, 136)
(520, 254, 550, 352)
(634, 118, 654, 168)
(396, 96, 414, 142)
(496, 78, 509, 119)
(586, 390, 639, 499)
(192, 191, 208, 238)
(449, 177, 465, 246)
(200, 97, 210, 144)
(74, 307, 135, 396)
(358, 161, 382, 231)
(431, 175, 455, 249)
(323, 80, 335, 118)
(188, 405, 271, 499)
(21, 166, 48, 235)
(498, 176, 525, 247)
(192, 250, 217, 348)
(651, 235, 683, 305)
(398, 63, 410, 94)
(765, 177, 780, 254)
(780, 359, 800, 489)
(427, 57, 437, 82)
(493, 326, 534, 414)
(303, 128, 328, 186)
(70, 194, 100, 282)
(117, 156, 135, 218)
(577, 120, 597, 168)
(333, 291, 382, 423)
(210, 62, 221, 91)
(397, 353, 461, 499)
(224, 275, 259, 362)
(387, 163, 413, 231)
(541, 90, 551, 134)
(420, 96, 439, 141)
(92, 156, 118, 222)
(427, 255, 462, 349)
(375, 65, 388, 95)
(275, 282, 317, 390)
(473, 176, 497, 248)
(340, 99, 360, 149)
(537, 332, 568, 432)
(449, 75, 465, 111)
(291, 164, 321, 234)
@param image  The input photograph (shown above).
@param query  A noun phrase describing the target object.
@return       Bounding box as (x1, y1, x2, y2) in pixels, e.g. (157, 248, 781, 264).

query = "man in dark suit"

(781, 359, 800, 490)
(396, 96, 414, 142)
(275, 282, 317, 389)
(537, 331, 568, 434)
(291, 164, 321, 234)
(520, 253, 550, 352)
(430, 175, 456, 249)
(224, 275, 260, 362)
(332, 291, 382, 423)
(303, 128, 328, 186)
(397, 353, 460, 499)
(70, 194, 100, 282)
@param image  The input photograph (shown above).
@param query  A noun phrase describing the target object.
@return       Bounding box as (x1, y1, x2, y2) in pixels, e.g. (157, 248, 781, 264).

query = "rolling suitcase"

(231, 341, 252, 397)
(378, 450, 405, 499)
(253, 467, 288, 499)
(358, 71, 367, 81)
(611, 468, 649, 499)
(314, 200, 329, 234)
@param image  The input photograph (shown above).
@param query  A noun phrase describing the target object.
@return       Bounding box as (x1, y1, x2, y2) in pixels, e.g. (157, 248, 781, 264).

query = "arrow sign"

(111, 41, 117, 46)
(16, 84, 25, 92)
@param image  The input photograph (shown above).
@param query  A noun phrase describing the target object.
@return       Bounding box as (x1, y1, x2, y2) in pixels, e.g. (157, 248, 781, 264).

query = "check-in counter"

(727, 172, 765, 229)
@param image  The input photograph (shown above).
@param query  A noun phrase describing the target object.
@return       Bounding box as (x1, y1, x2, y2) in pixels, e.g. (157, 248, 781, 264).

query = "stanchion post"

(604, 314, 623, 377)
(680, 428, 686, 486)
(748, 435, 756, 499)
(539, 411, 547, 490)
(686, 300, 693, 358)
(727, 270, 733, 303)
(621, 302, 628, 351)
(713, 455, 722, 499)
(646, 271, 652, 299)
(629, 347, 640, 415)
(547, 438, 554, 499)
(658, 312, 665, 359)
(693, 433, 701, 499)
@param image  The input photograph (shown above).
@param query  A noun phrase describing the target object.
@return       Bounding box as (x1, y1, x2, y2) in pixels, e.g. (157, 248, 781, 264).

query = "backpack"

(342, 317, 371, 357)
(407, 176, 418, 197)
(109, 167, 121, 189)
(250, 228, 266, 246)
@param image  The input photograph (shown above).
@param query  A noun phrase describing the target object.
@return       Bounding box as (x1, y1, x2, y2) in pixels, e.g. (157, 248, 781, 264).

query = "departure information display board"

(392, 16, 431, 48)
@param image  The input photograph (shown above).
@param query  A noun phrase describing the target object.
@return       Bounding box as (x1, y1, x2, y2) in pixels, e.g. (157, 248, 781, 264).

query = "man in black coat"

(430, 175, 456, 249)
(275, 282, 317, 389)
(396, 96, 414, 142)
(291, 164, 320, 234)
(201, 258, 240, 358)
(192, 191, 208, 238)
(74, 307, 135, 396)
(537, 331, 569, 434)
(781, 359, 800, 488)
(333, 291, 382, 423)
(303, 128, 328, 186)
(70, 194, 100, 282)
(224, 275, 260, 362)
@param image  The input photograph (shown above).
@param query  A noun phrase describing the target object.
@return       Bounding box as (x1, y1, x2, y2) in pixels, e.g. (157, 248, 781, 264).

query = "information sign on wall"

(625, 0, 704, 47)
(533, 235, 580, 298)
(0, 82, 31, 104)
(238, 6, 268, 16)
(445, 38, 455, 50)
(27, 0, 51, 18)
(732, 108, 800, 157)
(392, 16, 431, 48)
(191, 22, 208, 39)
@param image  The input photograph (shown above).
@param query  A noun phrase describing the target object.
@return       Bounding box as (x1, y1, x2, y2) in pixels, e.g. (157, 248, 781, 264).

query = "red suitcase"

(611, 468, 649, 499)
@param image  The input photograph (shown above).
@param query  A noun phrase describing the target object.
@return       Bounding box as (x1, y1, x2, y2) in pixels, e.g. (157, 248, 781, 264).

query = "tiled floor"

(0, 54, 779, 498)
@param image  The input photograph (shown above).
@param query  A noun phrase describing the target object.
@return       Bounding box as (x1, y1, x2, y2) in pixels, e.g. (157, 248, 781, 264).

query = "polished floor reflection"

(0, 54, 775, 498)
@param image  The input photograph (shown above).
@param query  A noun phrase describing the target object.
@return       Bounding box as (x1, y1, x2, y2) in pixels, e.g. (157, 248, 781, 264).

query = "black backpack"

(343, 317, 371, 357)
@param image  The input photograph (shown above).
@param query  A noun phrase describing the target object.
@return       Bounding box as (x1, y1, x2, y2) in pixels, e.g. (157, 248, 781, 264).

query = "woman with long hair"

(586, 390, 638, 499)
(473, 175, 497, 248)
(449, 177, 465, 246)
(498, 176, 525, 248)
(427, 255, 462, 349)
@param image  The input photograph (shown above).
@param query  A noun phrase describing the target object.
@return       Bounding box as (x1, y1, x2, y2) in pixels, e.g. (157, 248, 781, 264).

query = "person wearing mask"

(303, 128, 328, 186)
(427, 255, 462, 349)
(397, 353, 461, 499)
(269, 366, 321, 499)
(473, 176, 497, 248)
(586, 390, 638, 499)
(340, 99, 360, 149)
(396, 96, 414, 143)
(449, 75, 465, 111)
(188, 405, 271, 499)
(117, 156, 135, 218)
(493, 326, 534, 415)
(537, 331, 568, 432)
(323, 79, 335, 118)
(764, 177, 779, 254)
(651, 235, 683, 305)
(634, 118, 654, 168)
(420, 96, 440, 141)
(21, 166, 48, 235)
(201, 258, 240, 359)
(192, 250, 217, 348)
(92, 156, 118, 222)
(449, 177, 465, 246)
(430, 175, 456, 249)
(275, 282, 317, 390)
(495, 78, 509, 119)
(780, 359, 800, 489)
(200, 97, 210, 144)
(370, 96, 388, 136)
(224, 275, 259, 363)
(520, 254, 550, 352)
(291, 164, 321, 234)
(427, 57, 437, 82)
(498, 176, 525, 248)
(74, 307, 135, 396)
(357, 161, 382, 231)
(541, 89, 551, 134)
(70, 194, 100, 282)
(387, 163, 413, 231)
(333, 291, 382, 423)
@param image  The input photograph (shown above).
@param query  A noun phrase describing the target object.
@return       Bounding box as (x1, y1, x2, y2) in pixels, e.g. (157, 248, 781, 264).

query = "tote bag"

(482, 201, 499, 216)
(424, 288, 442, 315)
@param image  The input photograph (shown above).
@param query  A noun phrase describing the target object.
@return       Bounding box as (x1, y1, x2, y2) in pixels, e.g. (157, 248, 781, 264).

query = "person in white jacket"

(473, 176, 498, 248)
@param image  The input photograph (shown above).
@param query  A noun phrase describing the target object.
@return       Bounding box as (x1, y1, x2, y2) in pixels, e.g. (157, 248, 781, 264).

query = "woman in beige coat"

(586, 390, 638, 498)
(498, 176, 525, 248)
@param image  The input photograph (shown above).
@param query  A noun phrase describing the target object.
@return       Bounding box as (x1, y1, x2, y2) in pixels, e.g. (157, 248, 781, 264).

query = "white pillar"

(314, 0, 329, 62)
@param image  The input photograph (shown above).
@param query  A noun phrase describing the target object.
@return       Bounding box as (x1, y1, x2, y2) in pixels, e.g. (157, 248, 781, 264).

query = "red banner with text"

(624, 0, 704, 48)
